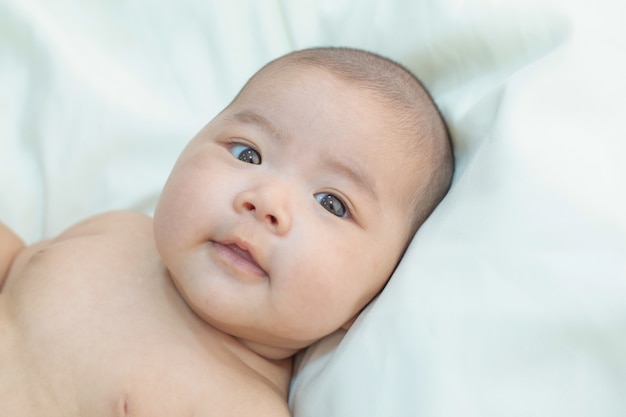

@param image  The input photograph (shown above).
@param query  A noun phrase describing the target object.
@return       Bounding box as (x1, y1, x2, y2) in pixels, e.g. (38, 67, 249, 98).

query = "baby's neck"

(244, 344, 293, 398)
(213, 330, 294, 397)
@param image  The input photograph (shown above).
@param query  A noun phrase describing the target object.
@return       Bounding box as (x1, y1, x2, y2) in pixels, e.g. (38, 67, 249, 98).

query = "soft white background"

(1, 0, 624, 416)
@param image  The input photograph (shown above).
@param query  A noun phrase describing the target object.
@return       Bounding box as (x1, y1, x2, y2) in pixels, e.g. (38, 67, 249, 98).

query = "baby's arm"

(0, 221, 25, 290)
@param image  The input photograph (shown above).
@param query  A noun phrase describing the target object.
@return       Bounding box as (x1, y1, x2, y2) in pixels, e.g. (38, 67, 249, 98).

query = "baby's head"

(154, 47, 453, 359)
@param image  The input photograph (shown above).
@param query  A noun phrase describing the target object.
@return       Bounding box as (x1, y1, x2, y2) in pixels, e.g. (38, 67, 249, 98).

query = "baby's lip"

(212, 239, 268, 278)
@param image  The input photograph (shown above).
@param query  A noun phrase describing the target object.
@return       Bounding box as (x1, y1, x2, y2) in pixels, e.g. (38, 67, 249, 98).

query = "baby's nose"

(234, 187, 292, 235)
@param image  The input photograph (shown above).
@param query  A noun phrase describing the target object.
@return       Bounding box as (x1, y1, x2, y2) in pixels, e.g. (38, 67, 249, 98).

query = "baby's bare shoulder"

(4, 211, 157, 291)
(56, 210, 152, 240)
(47, 210, 155, 260)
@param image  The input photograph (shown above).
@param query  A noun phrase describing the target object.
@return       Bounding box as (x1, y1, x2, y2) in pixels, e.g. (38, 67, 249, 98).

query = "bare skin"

(0, 212, 292, 416)
(0, 49, 451, 416)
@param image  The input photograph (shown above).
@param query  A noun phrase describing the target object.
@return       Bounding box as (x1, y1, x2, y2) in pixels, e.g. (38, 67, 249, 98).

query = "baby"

(0, 47, 453, 416)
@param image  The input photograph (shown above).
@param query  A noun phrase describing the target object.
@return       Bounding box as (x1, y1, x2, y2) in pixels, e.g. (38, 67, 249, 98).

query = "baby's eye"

(230, 144, 261, 164)
(315, 193, 347, 218)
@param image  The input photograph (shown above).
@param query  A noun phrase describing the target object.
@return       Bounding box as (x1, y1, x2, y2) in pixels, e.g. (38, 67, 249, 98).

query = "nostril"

(243, 202, 255, 211)
(267, 214, 277, 225)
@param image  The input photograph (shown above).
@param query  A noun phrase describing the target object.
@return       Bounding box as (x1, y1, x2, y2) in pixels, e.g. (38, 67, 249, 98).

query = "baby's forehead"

(251, 62, 429, 158)
(239, 60, 433, 164)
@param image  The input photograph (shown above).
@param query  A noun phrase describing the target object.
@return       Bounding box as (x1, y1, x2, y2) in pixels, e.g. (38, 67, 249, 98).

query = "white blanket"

(1, 0, 624, 415)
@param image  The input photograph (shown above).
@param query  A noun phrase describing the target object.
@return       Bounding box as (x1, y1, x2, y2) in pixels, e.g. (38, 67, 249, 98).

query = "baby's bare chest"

(0, 234, 284, 416)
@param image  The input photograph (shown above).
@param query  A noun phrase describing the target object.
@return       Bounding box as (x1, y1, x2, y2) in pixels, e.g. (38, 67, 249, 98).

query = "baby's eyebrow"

(228, 110, 290, 144)
(322, 154, 378, 203)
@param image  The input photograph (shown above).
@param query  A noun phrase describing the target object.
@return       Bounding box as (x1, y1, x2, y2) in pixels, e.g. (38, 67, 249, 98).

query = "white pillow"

(1, 1, 624, 416)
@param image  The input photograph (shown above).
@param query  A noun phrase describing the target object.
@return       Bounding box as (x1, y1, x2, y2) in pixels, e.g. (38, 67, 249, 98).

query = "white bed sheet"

(1, 0, 625, 416)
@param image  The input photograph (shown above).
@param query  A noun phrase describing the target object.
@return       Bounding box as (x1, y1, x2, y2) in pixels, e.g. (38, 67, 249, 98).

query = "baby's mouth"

(225, 243, 257, 264)
(212, 241, 267, 278)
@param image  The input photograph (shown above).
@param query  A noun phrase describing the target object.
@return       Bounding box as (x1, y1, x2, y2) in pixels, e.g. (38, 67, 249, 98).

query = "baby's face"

(154, 67, 419, 357)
